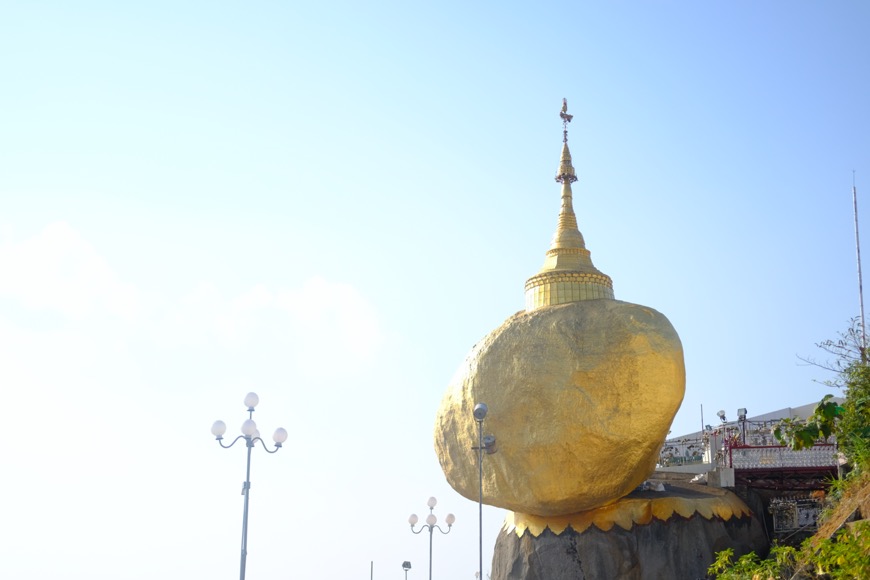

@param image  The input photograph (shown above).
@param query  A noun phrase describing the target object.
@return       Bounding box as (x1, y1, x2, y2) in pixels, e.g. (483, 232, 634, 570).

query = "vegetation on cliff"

(708, 490, 869, 579)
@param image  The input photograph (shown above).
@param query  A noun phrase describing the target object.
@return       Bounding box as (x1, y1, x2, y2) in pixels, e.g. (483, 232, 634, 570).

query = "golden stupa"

(435, 101, 687, 517)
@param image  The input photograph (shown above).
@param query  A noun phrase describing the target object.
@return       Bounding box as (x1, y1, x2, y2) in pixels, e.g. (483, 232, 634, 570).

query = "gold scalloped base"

(504, 483, 752, 537)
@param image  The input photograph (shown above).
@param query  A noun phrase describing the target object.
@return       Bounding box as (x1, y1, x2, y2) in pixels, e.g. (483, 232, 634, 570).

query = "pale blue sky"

(2, 2, 869, 579)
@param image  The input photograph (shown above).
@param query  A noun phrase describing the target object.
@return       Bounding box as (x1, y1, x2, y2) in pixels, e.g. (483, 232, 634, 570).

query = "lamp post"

(402, 561, 412, 580)
(472, 403, 497, 580)
(211, 392, 288, 580)
(408, 497, 455, 580)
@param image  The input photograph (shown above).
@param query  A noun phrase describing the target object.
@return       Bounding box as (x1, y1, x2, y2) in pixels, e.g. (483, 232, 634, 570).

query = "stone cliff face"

(491, 511, 768, 580)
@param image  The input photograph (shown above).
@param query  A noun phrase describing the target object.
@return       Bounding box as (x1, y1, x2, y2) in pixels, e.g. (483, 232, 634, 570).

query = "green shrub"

(709, 518, 870, 579)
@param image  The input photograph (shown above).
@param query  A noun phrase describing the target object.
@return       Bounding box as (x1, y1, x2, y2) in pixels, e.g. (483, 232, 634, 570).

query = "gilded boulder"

(434, 299, 685, 516)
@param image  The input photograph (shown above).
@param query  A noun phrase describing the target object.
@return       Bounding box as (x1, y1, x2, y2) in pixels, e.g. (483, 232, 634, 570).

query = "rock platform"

(491, 483, 768, 580)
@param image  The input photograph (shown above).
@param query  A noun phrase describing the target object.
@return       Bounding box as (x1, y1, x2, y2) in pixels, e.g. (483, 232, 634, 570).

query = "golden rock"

(435, 300, 685, 516)
(434, 101, 685, 516)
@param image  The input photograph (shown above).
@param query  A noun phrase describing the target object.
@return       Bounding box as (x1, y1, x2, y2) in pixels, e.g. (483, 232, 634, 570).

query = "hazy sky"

(2, 2, 869, 579)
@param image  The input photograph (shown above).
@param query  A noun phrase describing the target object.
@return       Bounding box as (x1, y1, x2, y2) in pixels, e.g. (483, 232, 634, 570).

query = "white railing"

(729, 444, 837, 469)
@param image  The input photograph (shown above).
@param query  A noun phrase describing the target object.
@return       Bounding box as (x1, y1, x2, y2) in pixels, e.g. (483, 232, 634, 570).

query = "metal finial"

(559, 98, 573, 143)
(555, 99, 578, 184)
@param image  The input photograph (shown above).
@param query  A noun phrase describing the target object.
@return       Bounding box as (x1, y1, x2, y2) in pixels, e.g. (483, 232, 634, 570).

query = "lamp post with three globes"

(211, 392, 288, 580)
(408, 496, 455, 580)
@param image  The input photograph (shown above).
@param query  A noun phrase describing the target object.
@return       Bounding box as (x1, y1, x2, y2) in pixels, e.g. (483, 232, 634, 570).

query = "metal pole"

(853, 172, 867, 361)
(428, 524, 433, 580)
(240, 410, 254, 580)
(477, 420, 483, 580)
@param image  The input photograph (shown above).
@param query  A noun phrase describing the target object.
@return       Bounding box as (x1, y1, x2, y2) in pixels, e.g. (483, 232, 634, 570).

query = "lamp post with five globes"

(211, 392, 288, 580)
(408, 497, 455, 580)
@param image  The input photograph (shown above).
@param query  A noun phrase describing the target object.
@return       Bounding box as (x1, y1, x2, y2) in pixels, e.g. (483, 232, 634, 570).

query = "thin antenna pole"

(852, 170, 867, 362)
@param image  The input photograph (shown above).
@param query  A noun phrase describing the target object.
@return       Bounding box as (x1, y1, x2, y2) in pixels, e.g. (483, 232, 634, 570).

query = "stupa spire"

(524, 99, 614, 311)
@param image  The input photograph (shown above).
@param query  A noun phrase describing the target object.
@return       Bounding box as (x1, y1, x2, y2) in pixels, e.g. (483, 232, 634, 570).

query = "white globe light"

(426, 514, 437, 526)
(244, 392, 260, 409)
(273, 428, 288, 444)
(241, 419, 257, 436)
(211, 420, 227, 437)
(445, 513, 456, 525)
(408, 514, 418, 525)
(427, 496, 437, 508)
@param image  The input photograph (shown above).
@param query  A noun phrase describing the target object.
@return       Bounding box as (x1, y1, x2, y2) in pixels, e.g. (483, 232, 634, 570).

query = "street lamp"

(472, 403, 497, 580)
(211, 392, 287, 580)
(402, 561, 412, 580)
(408, 496, 455, 580)
(738, 408, 748, 444)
